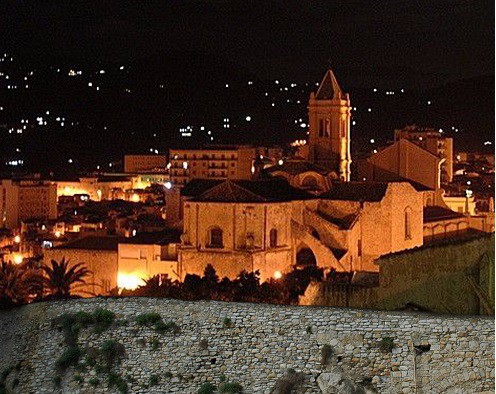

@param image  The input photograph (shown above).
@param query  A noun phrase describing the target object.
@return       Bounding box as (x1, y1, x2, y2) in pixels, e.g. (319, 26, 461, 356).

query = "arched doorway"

(296, 247, 317, 267)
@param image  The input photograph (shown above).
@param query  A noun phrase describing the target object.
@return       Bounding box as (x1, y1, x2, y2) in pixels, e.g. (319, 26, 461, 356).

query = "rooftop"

(321, 181, 389, 202)
(121, 229, 182, 245)
(423, 206, 466, 223)
(53, 236, 122, 251)
(191, 179, 314, 203)
(265, 160, 332, 176)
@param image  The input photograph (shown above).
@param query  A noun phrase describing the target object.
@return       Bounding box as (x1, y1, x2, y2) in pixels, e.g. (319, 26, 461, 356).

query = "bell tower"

(306, 70, 351, 181)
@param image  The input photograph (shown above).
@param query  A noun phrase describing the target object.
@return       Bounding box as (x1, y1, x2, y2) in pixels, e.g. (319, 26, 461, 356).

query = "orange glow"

(273, 270, 283, 279)
(13, 253, 23, 264)
(14, 235, 21, 243)
(54, 231, 61, 238)
(117, 272, 144, 290)
(131, 193, 140, 203)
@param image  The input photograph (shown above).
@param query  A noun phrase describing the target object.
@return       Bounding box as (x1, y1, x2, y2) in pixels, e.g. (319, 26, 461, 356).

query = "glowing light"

(182, 161, 188, 169)
(278, 159, 284, 166)
(273, 270, 282, 279)
(117, 272, 143, 290)
(466, 189, 473, 198)
(164, 181, 172, 189)
(13, 253, 23, 264)
(55, 231, 61, 238)
(370, 139, 375, 144)
(131, 193, 140, 203)
(300, 123, 307, 128)
(14, 235, 21, 243)
(245, 116, 251, 122)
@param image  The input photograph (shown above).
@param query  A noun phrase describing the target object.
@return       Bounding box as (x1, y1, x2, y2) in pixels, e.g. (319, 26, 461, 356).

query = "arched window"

(404, 207, 412, 240)
(302, 175, 318, 188)
(269, 229, 278, 248)
(208, 227, 223, 248)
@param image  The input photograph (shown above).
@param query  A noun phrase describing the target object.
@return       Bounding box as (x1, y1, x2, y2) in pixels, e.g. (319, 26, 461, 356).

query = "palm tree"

(0, 261, 39, 308)
(41, 258, 92, 299)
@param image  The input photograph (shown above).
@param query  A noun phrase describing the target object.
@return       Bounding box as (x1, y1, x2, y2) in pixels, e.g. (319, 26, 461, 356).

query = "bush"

(155, 320, 180, 334)
(74, 374, 83, 384)
(378, 337, 395, 353)
(108, 372, 128, 394)
(93, 309, 115, 333)
(223, 317, 233, 328)
(89, 377, 99, 387)
(321, 344, 334, 365)
(272, 369, 305, 394)
(56, 346, 81, 372)
(136, 312, 162, 326)
(198, 382, 216, 394)
(149, 374, 160, 386)
(164, 371, 173, 379)
(52, 376, 61, 388)
(12, 378, 19, 388)
(219, 381, 243, 393)
(101, 340, 126, 369)
(152, 338, 160, 351)
(306, 326, 312, 334)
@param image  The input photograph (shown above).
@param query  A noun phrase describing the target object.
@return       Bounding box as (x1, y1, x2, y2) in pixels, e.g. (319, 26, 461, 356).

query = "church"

(176, 70, 429, 280)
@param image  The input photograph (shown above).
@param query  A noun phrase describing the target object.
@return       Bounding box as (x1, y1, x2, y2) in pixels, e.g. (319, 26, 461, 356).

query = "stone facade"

(0, 298, 493, 393)
(179, 180, 425, 278)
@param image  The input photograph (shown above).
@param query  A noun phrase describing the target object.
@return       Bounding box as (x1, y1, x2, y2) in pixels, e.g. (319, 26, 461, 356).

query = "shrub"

(1, 366, 14, 383)
(378, 337, 395, 353)
(89, 377, 99, 387)
(219, 381, 243, 393)
(100, 340, 126, 369)
(199, 339, 209, 350)
(56, 346, 81, 372)
(108, 372, 128, 394)
(149, 374, 160, 386)
(93, 309, 115, 333)
(198, 382, 216, 394)
(306, 326, 312, 334)
(136, 312, 162, 326)
(164, 371, 173, 379)
(74, 374, 83, 384)
(12, 378, 19, 388)
(272, 369, 305, 394)
(152, 338, 160, 351)
(52, 376, 61, 388)
(321, 344, 334, 365)
(223, 317, 233, 328)
(155, 320, 180, 334)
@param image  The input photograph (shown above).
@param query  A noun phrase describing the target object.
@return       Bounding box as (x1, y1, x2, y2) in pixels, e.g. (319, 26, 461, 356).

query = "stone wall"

(0, 298, 493, 394)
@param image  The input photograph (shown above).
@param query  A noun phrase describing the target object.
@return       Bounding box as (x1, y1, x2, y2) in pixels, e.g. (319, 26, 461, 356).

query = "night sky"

(4, 0, 494, 87)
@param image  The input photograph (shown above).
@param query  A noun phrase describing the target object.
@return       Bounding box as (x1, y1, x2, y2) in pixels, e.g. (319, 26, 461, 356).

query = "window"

(404, 207, 412, 240)
(318, 119, 325, 137)
(269, 229, 278, 248)
(208, 227, 223, 248)
(302, 175, 318, 188)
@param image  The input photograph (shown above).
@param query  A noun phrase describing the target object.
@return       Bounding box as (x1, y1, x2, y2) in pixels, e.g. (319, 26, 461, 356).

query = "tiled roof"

(54, 236, 122, 251)
(120, 230, 182, 245)
(315, 69, 345, 100)
(265, 160, 331, 176)
(180, 179, 223, 197)
(320, 182, 389, 202)
(423, 206, 466, 223)
(192, 179, 315, 203)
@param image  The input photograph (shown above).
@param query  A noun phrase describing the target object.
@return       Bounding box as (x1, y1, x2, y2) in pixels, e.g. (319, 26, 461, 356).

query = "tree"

(41, 258, 92, 299)
(0, 261, 40, 308)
